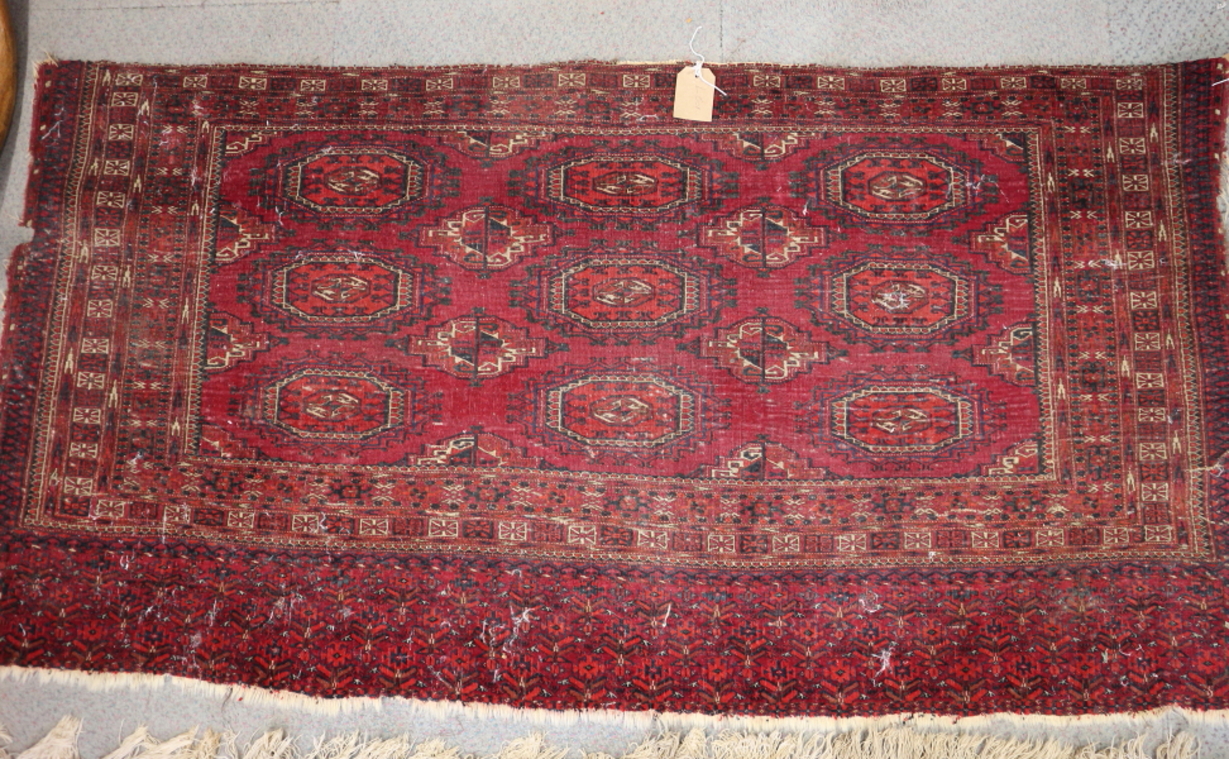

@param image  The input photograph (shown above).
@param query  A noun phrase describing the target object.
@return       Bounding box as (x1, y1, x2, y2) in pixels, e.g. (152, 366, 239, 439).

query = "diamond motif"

(407, 313, 551, 382)
(696, 316, 830, 386)
(699, 205, 829, 270)
(419, 205, 553, 272)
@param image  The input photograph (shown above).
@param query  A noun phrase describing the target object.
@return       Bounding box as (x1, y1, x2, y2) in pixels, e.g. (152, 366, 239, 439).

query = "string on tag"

(688, 26, 727, 96)
(1215, 78, 1229, 86)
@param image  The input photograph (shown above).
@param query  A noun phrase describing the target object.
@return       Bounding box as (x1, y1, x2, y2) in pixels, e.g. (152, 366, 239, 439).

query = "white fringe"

(7, 666, 1228, 736)
(240, 733, 296, 759)
(136, 732, 200, 759)
(97, 728, 156, 759)
(0, 723, 1202, 759)
(0, 666, 654, 727)
(13, 717, 81, 759)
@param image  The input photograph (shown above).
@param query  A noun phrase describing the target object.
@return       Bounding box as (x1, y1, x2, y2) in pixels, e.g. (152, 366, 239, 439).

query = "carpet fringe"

(97, 728, 156, 759)
(0, 722, 1202, 759)
(12, 717, 80, 759)
(240, 732, 297, 759)
(5, 665, 1229, 735)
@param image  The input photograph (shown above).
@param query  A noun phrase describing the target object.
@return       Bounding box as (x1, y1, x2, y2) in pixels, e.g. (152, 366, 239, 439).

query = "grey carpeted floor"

(1, 1, 1228, 756)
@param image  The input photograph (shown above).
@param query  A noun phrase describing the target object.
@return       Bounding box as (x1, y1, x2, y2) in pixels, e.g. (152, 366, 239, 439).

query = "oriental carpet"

(0, 59, 1228, 718)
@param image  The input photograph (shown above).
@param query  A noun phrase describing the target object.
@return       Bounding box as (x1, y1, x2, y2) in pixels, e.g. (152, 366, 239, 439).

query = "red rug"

(1, 59, 1228, 717)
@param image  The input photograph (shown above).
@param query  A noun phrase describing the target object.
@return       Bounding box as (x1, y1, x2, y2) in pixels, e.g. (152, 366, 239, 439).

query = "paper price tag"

(673, 66, 716, 122)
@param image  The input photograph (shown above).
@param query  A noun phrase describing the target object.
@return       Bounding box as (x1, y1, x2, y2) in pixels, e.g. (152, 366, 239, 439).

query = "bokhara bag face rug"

(1, 58, 1228, 718)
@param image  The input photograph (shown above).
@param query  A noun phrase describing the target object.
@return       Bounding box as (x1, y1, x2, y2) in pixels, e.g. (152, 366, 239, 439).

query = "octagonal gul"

(271, 256, 417, 322)
(831, 385, 974, 454)
(825, 151, 967, 221)
(516, 249, 735, 344)
(554, 257, 696, 329)
(286, 148, 424, 214)
(264, 369, 406, 440)
(548, 154, 700, 213)
(546, 373, 696, 450)
(833, 260, 970, 334)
